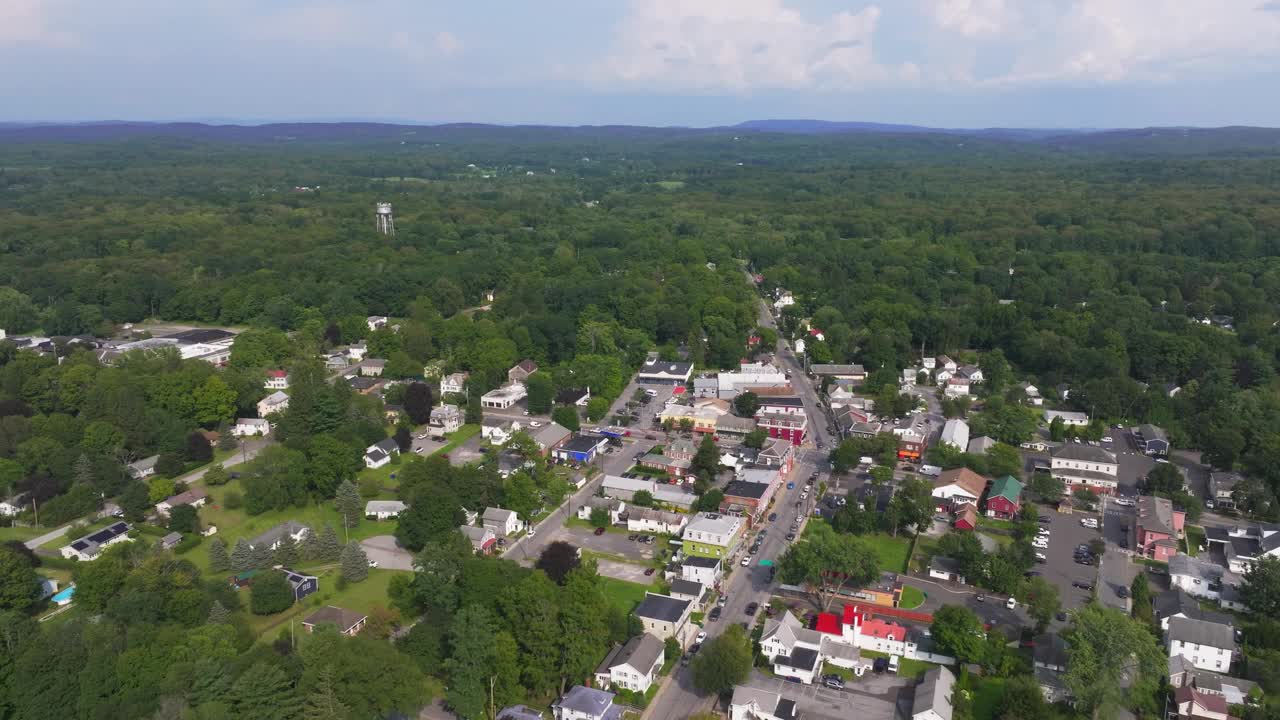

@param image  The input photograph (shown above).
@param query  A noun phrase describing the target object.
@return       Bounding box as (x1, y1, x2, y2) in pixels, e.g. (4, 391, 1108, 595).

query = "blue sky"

(4, 0, 1280, 128)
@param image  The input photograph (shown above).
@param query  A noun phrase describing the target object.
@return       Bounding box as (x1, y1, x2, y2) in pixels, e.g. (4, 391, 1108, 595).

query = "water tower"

(375, 202, 395, 236)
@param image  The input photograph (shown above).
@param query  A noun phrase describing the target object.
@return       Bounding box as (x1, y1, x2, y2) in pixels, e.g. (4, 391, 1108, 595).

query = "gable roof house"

(257, 390, 290, 418)
(279, 568, 319, 602)
(529, 421, 573, 454)
(1135, 424, 1171, 456)
(627, 506, 688, 535)
(556, 387, 591, 406)
(155, 487, 209, 517)
(966, 436, 997, 455)
(302, 606, 368, 636)
(127, 455, 160, 480)
(248, 521, 310, 551)
(577, 496, 626, 525)
(912, 667, 957, 720)
(364, 500, 408, 520)
(482, 507, 523, 537)
(932, 468, 987, 509)
(593, 633, 665, 693)
(1208, 472, 1244, 510)
(1168, 616, 1237, 673)
(1051, 443, 1119, 494)
(263, 369, 290, 390)
(633, 592, 694, 642)
(363, 438, 400, 469)
(231, 417, 271, 437)
(985, 475, 1023, 519)
(428, 404, 463, 436)
(1137, 494, 1186, 562)
(61, 521, 134, 561)
(552, 685, 621, 720)
(1173, 685, 1233, 720)
(460, 525, 497, 554)
(1155, 589, 1235, 632)
(730, 686, 797, 720)
(939, 419, 969, 451)
(1034, 634, 1072, 703)
(1203, 522, 1280, 575)
(508, 359, 539, 384)
(1169, 553, 1243, 602)
(439, 371, 469, 396)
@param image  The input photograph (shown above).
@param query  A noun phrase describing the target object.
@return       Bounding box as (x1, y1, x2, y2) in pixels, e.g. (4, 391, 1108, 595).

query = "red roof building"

(815, 612, 842, 636)
(953, 506, 978, 531)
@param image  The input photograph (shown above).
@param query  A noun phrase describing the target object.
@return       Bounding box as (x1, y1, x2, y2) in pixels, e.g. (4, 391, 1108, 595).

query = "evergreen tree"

(207, 537, 231, 572)
(301, 666, 350, 720)
(334, 479, 362, 528)
(403, 382, 435, 425)
(248, 542, 273, 569)
(207, 599, 231, 624)
(317, 525, 341, 561)
(73, 454, 95, 486)
(300, 528, 322, 561)
(230, 661, 298, 720)
(340, 541, 369, 583)
(273, 535, 300, 568)
(230, 538, 254, 572)
(187, 657, 232, 707)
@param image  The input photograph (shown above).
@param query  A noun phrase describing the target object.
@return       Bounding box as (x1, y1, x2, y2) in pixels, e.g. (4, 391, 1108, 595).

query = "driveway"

(597, 558, 655, 584)
(446, 434, 486, 467)
(361, 535, 416, 571)
(411, 434, 447, 457)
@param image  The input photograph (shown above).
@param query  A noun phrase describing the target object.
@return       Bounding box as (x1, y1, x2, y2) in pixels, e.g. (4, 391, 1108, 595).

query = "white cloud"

(597, 0, 913, 92)
(929, 0, 1014, 37)
(254, 5, 462, 64)
(0, 0, 78, 48)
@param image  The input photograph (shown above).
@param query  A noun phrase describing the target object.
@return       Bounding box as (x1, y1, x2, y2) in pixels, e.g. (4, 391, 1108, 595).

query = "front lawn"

(858, 650, 936, 679)
(968, 676, 1007, 720)
(0, 525, 43, 543)
(433, 424, 481, 456)
(899, 585, 926, 610)
(858, 533, 913, 573)
(1186, 526, 1206, 557)
(246, 567, 397, 639)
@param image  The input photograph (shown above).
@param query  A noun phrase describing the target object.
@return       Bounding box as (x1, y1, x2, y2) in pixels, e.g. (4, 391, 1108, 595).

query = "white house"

(347, 342, 368, 362)
(1050, 444, 1118, 493)
(628, 507, 688, 535)
(1169, 554, 1242, 601)
(911, 667, 957, 720)
(231, 417, 270, 437)
(928, 556, 965, 585)
(264, 369, 290, 390)
(364, 438, 400, 469)
(1044, 409, 1089, 427)
(0, 492, 29, 517)
(633, 592, 694, 642)
(593, 633, 665, 694)
(367, 315, 389, 331)
(943, 377, 971, 397)
(429, 404, 462, 436)
(440, 372, 468, 396)
(552, 686, 620, 720)
(155, 488, 209, 517)
(60, 521, 132, 561)
(257, 390, 290, 418)
(922, 357, 937, 370)
(577, 497, 626, 525)
(939, 419, 969, 451)
(1020, 382, 1043, 406)
(759, 611, 826, 684)
(365, 500, 408, 520)
(931, 468, 987, 508)
(482, 507, 523, 537)
(127, 455, 159, 480)
(481, 418, 521, 445)
(730, 687, 796, 720)
(481, 383, 527, 410)
(957, 365, 984, 384)
(935, 355, 958, 373)
(247, 520, 310, 551)
(1168, 617, 1236, 673)
(680, 556, 721, 587)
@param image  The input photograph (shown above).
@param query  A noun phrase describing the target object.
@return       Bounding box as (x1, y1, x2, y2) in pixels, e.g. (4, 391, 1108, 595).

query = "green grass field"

(1186, 526, 1206, 556)
(654, 181, 686, 190)
(968, 676, 1007, 719)
(860, 533, 913, 573)
(598, 576, 658, 615)
(899, 585, 926, 609)
(858, 650, 936, 679)
(246, 568, 397, 638)
(0, 525, 43, 543)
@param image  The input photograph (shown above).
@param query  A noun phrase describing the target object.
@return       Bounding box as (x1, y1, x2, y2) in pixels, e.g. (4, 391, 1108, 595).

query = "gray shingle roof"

(605, 633, 664, 675)
(1051, 443, 1117, 464)
(1168, 616, 1236, 650)
(912, 667, 956, 720)
(634, 593, 691, 623)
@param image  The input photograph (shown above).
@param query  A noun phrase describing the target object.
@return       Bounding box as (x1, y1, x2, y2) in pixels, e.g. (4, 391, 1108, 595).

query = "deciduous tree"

(691, 623, 752, 695)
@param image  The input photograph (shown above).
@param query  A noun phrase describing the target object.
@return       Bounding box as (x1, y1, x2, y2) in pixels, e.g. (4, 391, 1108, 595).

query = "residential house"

(759, 611, 826, 684)
(966, 436, 997, 455)
(1168, 616, 1236, 673)
(1170, 554, 1242, 602)
(160, 532, 182, 550)
(682, 512, 745, 560)
(669, 579, 705, 603)
(1034, 634, 1072, 703)
(681, 556, 721, 586)
(1172, 686, 1232, 720)
(932, 468, 987, 510)
(248, 521, 310, 551)
(594, 634, 665, 693)
(439, 372, 469, 396)
(1051, 443, 1119, 494)
(60, 521, 132, 561)
(557, 387, 591, 407)
(264, 369, 290, 390)
(943, 377, 971, 397)
(530, 422, 573, 454)
(1168, 660, 1259, 708)
(1155, 589, 1235, 632)
(231, 417, 270, 437)
(637, 354, 694, 385)
(957, 365, 984, 384)
(481, 384, 527, 410)
(935, 356, 958, 373)
(755, 409, 807, 446)
(508, 360, 538, 385)
(553, 686, 621, 720)
(911, 667, 957, 720)
(481, 418, 521, 445)
(940, 419, 969, 451)
(346, 375, 383, 394)
(366, 315, 389, 331)
(985, 476, 1023, 519)
(896, 414, 931, 460)
(127, 455, 160, 479)
(928, 556, 965, 584)
(483, 507, 523, 537)
(637, 451, 692, 480)
(347, 342, 367, 362)
(0, 492, 28, 517)
(302, 606, 368, 636)
(280, 568, 319, 602)
(577, 496, 626, 525)
(716, 414, 758, 437)
(628, 507, 688, 535)
(257, 390, 290, 417)
(461, 525, 497, 554)
(324, 353, 348, 371)
(1137, 495, 1185, 562)
(1203, 523, 1280, 574)
(902, 367, 920, 386)
(1044, 409, 1089, 427)
(720, 480, 777, 524)
(365, 500, 408, 520)
(364, 438, 400, 469)
(729, 687, 797, 720)
(553, 434, 609, 464)
(155, 487, 209, 517)
(428, 404, 462, 436)
(1135, 424, 1171, 456)
(1020, 382, 1044, 406)
(602, 475, 658, 502)
(1208, 472, 1244, 511)
(361, 358, 386, 377)
(757, 437, 796, 472)
(633, 592, 694, 641)
(922, 357, 938, 370)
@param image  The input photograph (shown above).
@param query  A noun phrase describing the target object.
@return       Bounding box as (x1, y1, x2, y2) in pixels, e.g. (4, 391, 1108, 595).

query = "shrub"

(223, 491, 243, 510)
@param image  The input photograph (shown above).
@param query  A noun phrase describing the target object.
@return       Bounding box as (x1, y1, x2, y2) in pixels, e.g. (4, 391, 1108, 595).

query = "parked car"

(367, 559, 379, 568)
(594, 527, 607, 536)
(718, 594, 728, 607)
(787, 482, 795, 489)
(696, 631, 707, 644)
(785, 533, 796, 541)
(741, 556, 750, 567)
(1116, 586, 1130, 599)
(628, 534, 638, 541)
(1038, 515, 1051, 523)
(709, 607, 722, 621)
(644, 567, 655, 576)
(745, 602, 759, 616)
(768, 513, 778, 522)
(822, 675, 845, 690)
(975, 594, 985, 602)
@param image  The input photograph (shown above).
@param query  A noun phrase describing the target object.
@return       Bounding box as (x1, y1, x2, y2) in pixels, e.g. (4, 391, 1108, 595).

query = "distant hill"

(731, 118, 1092, 141)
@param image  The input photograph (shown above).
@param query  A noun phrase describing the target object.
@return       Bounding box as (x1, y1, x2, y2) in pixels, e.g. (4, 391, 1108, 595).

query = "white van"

(888, 655, 900, 674)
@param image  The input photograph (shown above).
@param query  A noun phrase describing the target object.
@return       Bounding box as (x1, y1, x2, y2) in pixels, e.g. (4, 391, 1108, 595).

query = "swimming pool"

(51, 586, 75, 605)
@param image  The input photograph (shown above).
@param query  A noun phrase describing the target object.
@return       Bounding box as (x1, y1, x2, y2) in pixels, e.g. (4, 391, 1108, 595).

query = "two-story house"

(1135, 424, 1170, 456)
(264, 369, 290, 390)
(939, 419, 969, 451)
(482, 507, 523, 537)
(729, 687, 797, 720)
(508, 360, 538, 385)
(1169, 554, 1242, 602)
(364, 438, 400, 469)
(257, 390, 290, 418)
(911, 667, 957, 720)
(985, 475, 1023, 519)
(1167, 616, 1236, 673)
(1050, 443, 1119, 494)
(1034, 634, 1072, 703)
(1203, 523, 1280, 574)
(1208, 471, 1244, 511)
(1137, 494, 1185, 562)
(931, 468, 987, 511)
(633, 592, 693, 642)
(439, 372, 469, 397)
(577, 496, 626, 525)
(429, 404, 462, 436)
(552, 686, 621, 720)
(593, 633, 665, 693)
(681, 512, 745, 560)
(720, 480, 777, 524)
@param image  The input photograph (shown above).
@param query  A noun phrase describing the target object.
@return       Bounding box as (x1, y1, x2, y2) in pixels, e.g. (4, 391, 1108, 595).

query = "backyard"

(244, 567, 398, 638)
(599, 575, 660, 615)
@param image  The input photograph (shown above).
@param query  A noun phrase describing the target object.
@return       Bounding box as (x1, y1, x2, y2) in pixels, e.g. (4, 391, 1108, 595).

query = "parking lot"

(745, 669, 904, 720)
(1033, 507, 1108, 612)
(549, 525, 661, 563)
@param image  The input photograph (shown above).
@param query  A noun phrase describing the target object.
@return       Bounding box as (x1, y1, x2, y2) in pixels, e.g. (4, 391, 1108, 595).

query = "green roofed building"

(986, 475, 1024, 519)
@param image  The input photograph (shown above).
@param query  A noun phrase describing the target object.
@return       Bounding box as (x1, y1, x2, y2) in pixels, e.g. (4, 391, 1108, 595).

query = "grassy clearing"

(859, 533, 913, 573)
(858, 650, 935, 679)
(899, 585, 926, 609)
(599, 576, 658, 615)
(434, 424, 481, 456)
(654, 181, 686, 190)
(967, 676, 1007, 720)
(0, 526, 43, 543)
(1186, 526, 1206, 557)
(246, 568, 397, 639)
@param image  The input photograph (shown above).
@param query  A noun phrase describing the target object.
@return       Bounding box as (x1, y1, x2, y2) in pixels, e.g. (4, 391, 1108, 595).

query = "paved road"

(23, 435, 271, 550)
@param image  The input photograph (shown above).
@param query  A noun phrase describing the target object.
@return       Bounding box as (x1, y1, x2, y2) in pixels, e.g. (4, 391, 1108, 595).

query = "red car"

(594, 527, 607, 536)
(644, 568, 655, 576)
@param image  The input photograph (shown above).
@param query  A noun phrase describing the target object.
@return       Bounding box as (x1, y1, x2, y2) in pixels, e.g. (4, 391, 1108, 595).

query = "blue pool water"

(51, 586, 75, 603)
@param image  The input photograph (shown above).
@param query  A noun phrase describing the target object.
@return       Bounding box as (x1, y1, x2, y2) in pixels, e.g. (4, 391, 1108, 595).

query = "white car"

(741, 556, 750, 567)
(367, 559, 379, 568)
(1101, 436, 1113, 443)
(1035, 552, 1047, 560)
(696, 631, 707, 644)
(527, 528, 536, 538)
(1033, 540, 1049, 549)
(1038, 528, 1050, 536)
(528, 421, 543, 428)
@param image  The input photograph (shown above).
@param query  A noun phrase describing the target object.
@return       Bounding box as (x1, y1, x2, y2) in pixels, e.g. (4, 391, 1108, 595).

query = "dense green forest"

(4, 125, 1280, 719)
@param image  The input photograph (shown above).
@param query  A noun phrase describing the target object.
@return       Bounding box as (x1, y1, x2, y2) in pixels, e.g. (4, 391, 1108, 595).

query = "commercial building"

(681, 512, 745, 559)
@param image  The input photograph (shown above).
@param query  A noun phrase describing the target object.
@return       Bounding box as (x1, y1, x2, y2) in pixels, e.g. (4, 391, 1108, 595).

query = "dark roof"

(560, 434, 605, 453)
(774, 698, 797, 720)
(669, 579, 704, 598)
(280, 568, 317, 588)
(930, 556, 961, 574)
(723, 480, 769, 500)
(1168, 616, 1236, 650)
(1137, 424, 1168, 442)
(85, 521, 130, 544)
(556, 388, 589, 404)
(497, 706, 543, 720)
(774, 646, 820, 671)
(303, 605, 367, 632)
(372, 438, 399, 453)
(1034, 633, 1070, 668)
(1155, 589, 1235, 627)
(684, 556, 720, 569)
(760, 396, 805, 408)
(638, 358, 693, 378)
(634, 593, 691, 623)
(347, 376, 381, 390)
(164, 328, 234, 344)
(514, 359, 538, 374)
